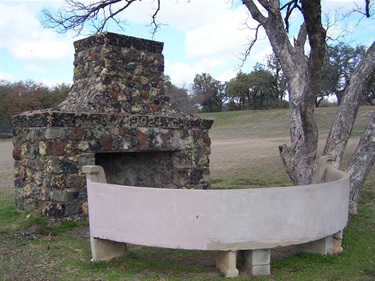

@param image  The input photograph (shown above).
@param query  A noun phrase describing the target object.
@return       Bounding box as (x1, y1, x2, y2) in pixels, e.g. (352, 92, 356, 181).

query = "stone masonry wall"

(57, 32, 170, 115)
(11, 32, 213, 220)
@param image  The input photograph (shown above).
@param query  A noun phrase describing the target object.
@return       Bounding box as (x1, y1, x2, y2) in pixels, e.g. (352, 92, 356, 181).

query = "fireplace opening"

(95, 151, 180, 188)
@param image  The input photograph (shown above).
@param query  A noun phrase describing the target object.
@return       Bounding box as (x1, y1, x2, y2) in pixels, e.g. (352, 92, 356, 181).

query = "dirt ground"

(1, 136, 358, 265)
(210, 138, 288, 174)
(0, 137, 286, 184)
(0, 136, 360, 188)
(1, 135, 372, 281)
(0, 137, 290, 194)
(0, 139, 15, 195)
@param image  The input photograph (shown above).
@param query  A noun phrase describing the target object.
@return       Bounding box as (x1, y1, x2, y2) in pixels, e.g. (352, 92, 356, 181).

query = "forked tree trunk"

(243, 1, 374, 204)
(277, 0, 326, 185)
(243, 0, 325, 185)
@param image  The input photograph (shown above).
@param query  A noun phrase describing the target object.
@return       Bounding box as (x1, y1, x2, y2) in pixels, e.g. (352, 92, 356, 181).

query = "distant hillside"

(201, 106, 374, 140)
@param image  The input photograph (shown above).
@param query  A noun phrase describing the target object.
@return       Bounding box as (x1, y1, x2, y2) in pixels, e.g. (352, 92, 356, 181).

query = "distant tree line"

(0, 80, 70, 135)
(171, 42, 374, 113)
(319, 43, 375, 107)
(1, 42, 373, 135)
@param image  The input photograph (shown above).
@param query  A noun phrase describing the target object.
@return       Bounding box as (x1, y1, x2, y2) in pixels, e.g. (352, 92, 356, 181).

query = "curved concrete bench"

(83, 156, 349, 277)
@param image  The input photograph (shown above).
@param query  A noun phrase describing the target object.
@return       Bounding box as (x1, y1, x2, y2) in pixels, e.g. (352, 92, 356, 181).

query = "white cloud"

(23, 64, 45, 74)
(165, 60, 202, 87)
(218, 69, 238, 83)
(322, 1, 375, 45)
(166, 53, 235, 86)
(185, 5, 255, 59)
(0, 72, 15, 81)
(123, 0, 235, 32)
(161, 3, 272, 85)
(12, 39, 72, 62)
(131, 1, 262, 85)
(2, 0, 371, 87)
(39, 77, 72, 88)
(0, 1, 74, 65)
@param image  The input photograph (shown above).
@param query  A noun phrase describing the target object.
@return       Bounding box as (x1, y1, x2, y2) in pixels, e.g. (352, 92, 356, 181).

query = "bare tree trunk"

(276, 0, 326, 185)
(346, 111, 375, 214)
(242, 0, 326, 185)
(323, 42, 375, 168)
(279, 81, 318, 185)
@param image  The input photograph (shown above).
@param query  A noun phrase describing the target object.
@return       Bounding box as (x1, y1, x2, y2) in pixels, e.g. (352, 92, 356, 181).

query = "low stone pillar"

(332, 231, 343, 254)
(216, 251, 239, 278)
(91, 237, 127, 261)
(242, 249, 271, 276)
(298, 235, 334, 255)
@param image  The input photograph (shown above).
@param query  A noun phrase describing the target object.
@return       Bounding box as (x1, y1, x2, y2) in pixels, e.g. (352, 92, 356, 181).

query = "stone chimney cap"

(73, 32, 164, 53)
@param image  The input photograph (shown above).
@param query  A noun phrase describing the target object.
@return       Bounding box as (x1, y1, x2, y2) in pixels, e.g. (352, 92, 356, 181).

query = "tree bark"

(322, 42, 375, 213)
(346, 111, 375, 214)
(323, 42, 375, 168)
(246, 0, 325, 185)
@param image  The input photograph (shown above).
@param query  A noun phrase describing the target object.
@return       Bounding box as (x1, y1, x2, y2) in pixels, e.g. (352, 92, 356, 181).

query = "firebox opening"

(95, 151, 179, 188)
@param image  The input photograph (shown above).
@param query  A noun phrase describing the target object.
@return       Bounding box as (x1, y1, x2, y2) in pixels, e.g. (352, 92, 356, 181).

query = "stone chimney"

(11, 32, 213, 219)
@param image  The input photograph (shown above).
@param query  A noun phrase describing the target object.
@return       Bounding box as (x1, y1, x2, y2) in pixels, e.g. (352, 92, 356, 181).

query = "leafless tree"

(242, 0, 374, 214)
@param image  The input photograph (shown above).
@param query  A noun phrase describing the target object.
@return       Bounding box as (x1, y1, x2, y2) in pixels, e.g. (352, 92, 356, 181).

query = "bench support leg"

(298, 235, 334, 255)
(217, 251, 239, 278)
(91, 237, 127, 261)
(332, 231, 343, 254)
(242, 249, 271, 276)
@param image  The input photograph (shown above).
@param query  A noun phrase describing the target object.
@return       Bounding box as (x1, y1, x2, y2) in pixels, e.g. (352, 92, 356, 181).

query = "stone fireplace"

(11, 32, 213, 219)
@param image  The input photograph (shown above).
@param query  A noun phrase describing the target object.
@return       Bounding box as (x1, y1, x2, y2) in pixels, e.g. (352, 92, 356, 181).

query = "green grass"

(211, 169, 292, 189)
(269, 206, 375, 281)
(1, 106, 374, 280)
(201, 106, 373, 140)
(201, 109, 291, 139)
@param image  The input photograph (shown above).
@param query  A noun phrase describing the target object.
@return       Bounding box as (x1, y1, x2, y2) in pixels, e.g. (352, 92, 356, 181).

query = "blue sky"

(0, 0, 374, 88)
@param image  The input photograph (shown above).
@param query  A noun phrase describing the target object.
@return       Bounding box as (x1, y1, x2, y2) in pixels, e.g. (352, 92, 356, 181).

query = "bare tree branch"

(355, 0, 373, 18)
(294, 22, 307, 54)
(280, 0, 302, 33)
(366, 0, 370, 17)
(236, 23, 263, 69)
(242, 0, 267, 24)
(41, 0, 162, 36)
(323, 8, 354, 43)
(347, 0, 374, 28)
(146, 0, 167, 39)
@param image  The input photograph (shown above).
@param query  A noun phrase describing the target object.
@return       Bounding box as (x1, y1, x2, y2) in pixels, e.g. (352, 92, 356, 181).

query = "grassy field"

(0, 106, 374, 280)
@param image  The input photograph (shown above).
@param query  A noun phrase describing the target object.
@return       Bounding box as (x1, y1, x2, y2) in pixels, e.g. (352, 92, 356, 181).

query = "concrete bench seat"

(83, 156, 349, 277)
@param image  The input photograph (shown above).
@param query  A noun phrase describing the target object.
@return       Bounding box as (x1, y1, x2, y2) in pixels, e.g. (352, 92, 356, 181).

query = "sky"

(0, 0, 374, 88)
